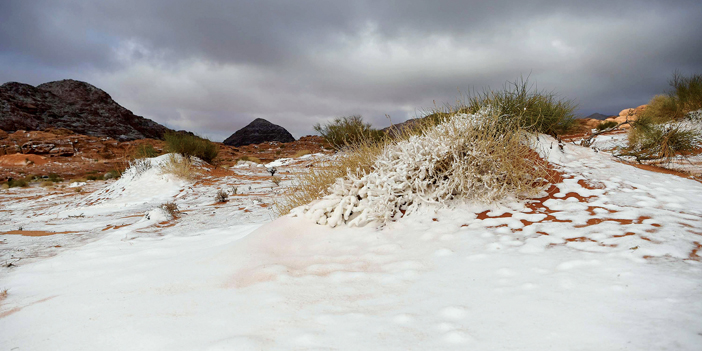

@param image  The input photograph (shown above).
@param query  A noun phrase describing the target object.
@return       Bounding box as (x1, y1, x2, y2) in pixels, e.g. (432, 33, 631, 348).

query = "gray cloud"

(1, 0, 701, 140)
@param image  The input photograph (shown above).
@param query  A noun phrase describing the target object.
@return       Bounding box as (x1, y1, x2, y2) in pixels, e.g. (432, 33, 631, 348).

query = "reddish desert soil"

(0, 128, 331, 181)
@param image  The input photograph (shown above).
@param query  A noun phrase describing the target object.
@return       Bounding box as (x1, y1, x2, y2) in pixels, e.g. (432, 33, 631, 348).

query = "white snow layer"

(1, 138, 702, 350)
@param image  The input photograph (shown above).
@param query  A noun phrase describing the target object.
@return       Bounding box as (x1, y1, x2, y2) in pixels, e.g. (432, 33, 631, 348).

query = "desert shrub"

(1, 183, 8, 189)
(625, 72, 702, 161)
(133, 144, 158, 159)
(462, 77, 576, 136)
(670, 71, 702, 113)
(74, 187, 83, 193)
(164, 132, 219, 164)
(48, 173, 62, 182)
(596, 120, 618, 131)
(314, 115, 386, 150)
(41, 181, 54, 187)
(7, 179, 28, 188)
(161, 154, 197, 180)
(639, 94, 681, 123)
(215, 189, 229, 203)
(160, 202, 179, 218)
(627, 116, 699, 161)
(297, 109, 550, 227)
(86, 175, 98, 181)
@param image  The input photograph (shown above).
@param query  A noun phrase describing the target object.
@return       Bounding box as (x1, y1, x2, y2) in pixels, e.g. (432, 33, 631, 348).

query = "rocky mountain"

(582, 113, 614, 120)
(223, 118, 295, 147)
(0, 79, 170, 141)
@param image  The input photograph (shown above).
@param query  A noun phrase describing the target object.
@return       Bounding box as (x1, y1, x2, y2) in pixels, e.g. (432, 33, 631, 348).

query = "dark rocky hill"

(0, 79, 170, 141)
(223, 118, 295, 147)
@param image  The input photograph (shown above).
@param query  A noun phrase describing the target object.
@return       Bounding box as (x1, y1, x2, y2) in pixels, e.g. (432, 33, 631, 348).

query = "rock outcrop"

(223, 118, 295, 147)
(0, 79, 170, 141)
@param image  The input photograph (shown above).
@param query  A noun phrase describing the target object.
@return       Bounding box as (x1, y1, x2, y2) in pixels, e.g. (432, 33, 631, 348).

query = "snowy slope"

(1, 143, 701, 350)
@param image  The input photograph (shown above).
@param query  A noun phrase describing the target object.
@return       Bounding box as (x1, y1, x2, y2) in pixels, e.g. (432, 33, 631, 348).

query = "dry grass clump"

(160, 202, 180, 218)
(215, 189, 229, 203)
(275, 140, 386, 215)
(161, 154, 198, 180)
(292, 149, 311, 158)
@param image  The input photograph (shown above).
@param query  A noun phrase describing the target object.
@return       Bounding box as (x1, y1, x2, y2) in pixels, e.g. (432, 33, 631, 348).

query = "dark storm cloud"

(1, 0, 701, 139)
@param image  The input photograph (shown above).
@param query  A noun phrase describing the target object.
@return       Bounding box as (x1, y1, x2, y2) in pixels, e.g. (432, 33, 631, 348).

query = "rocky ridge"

(0, 79, 170, 141)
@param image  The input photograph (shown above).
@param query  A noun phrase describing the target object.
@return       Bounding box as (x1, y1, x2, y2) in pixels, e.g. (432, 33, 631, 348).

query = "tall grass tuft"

(462, 77, 577, 136)
(164, 132, 219, 164)
(314, 115, 386, 150)
(671, 71, 702, 114)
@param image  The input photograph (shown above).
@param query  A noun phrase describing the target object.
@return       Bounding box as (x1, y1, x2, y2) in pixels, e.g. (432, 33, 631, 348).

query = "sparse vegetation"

(160, 202, 180, 218)
(74, 187, 83, 193)
(625, 72, 702, 162)
(237, 156, 261, 164)
(271, 176, 282, 186)
(215, 189, 229, 203)
(41, 181, 54, 187)
(161, 154, 198, 180)
(596, 120, 618, 131)
(4, 179, 28, 188)
(48, 173, 62, 182)
(132, 144, 159, 159)
(164, 132, 219, 164)
(314, 115, 386, 150)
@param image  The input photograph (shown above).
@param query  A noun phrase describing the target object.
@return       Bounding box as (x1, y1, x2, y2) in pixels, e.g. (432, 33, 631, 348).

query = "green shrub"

(670, 71, 702, 113)
(463, 77, 577, 136)
(639, 94, 681, 123)
(133, 144, 158, 159)
(596, 120, 618, 131)
(86, 175, 98, 181)
(314, 115, 385, 150)
(627, 115, 699, 161)
(164, 132, 219, 164)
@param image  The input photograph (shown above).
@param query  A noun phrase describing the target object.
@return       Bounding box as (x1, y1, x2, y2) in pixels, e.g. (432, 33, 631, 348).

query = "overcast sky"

(1, 0, 701, 141)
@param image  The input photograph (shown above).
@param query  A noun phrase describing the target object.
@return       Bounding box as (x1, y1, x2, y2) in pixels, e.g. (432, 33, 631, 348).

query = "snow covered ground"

(1, 144, 702, 350)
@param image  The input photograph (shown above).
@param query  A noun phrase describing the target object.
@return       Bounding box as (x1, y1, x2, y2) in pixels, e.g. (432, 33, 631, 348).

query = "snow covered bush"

(295, 109, 551, 227)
